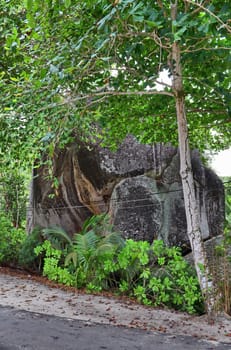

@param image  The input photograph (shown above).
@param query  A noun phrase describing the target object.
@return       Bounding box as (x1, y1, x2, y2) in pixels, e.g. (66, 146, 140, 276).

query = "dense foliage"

(0, 0, 230, 172)
(34, 237, 204, 314)
(0, 171, 28, 227)
(33, 216, 204, 314)
(0, 210, 231, 314)
(0, 215, 26, 266)
(0, 213, 204, 313)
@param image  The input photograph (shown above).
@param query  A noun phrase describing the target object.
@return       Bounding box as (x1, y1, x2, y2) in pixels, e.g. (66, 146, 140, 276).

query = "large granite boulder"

(27, 136, 224, 253)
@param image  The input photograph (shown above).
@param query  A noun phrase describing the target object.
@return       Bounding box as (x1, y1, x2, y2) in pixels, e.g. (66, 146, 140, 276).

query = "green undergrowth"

(33, 215, 204, 314)
(0, 216, 26, 266)
(0, 213, 204, 314)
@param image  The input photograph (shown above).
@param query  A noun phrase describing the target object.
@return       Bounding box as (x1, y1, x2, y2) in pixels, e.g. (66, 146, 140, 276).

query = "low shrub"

(112, 239, 204, 314)
(0, 215, 26, 266)
(0, 212, 204, 314)
(34, 240, 75, 286)
(18, 227, 44, 271)
(35, 218, 203, 314)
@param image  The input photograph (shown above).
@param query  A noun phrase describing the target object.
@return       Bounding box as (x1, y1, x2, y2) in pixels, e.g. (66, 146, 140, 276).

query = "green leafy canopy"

(0, 0, 230, 170)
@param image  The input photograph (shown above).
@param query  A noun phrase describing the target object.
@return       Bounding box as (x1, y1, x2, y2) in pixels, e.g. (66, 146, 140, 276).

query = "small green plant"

(41, 214, 124, 290)
(113, 239, 203, 314)
(0, 215, 26, 266)
(65, 229, 124, 289)
(80, 214, 115, 236)
(42, 226, 72, 251)
(34, 240, 75, 286)
(18, 227, 44, 271)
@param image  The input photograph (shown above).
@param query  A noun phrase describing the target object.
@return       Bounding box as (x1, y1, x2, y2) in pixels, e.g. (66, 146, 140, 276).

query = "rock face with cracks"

(27, 135, 224, 253)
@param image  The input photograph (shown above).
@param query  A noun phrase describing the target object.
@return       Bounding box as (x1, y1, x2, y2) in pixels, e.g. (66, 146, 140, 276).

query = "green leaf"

(64, 0, 71, 8)
(95, 38, 110, 52)
(174, 26, 187, 41)
(27, 0, 33, 11)
(97, 8, 116, 30)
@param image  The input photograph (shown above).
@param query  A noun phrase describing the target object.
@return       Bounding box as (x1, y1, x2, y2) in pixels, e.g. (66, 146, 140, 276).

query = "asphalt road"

(0, 306, 230, 350)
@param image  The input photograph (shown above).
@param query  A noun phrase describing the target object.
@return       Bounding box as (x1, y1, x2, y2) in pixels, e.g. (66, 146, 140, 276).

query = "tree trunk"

(171, 3, 216, 322)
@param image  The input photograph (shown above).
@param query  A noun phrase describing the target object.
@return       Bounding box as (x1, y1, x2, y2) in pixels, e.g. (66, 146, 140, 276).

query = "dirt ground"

(0, 267, 231, 345)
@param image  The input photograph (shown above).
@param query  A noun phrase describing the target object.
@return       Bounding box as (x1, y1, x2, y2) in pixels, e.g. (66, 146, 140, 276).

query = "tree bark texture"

(171, 3, 216, 321)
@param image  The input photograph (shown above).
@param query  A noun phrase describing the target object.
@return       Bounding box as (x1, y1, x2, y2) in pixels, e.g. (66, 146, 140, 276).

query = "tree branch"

(116, 31, 171, 50)
(182, 46, 231, 53)
(187, 108, 229, 115)
(155, 80, 172, 88)
(185, 0, 231, 33)
(36, 89, 174, 113)
(189, 0, 211, 15)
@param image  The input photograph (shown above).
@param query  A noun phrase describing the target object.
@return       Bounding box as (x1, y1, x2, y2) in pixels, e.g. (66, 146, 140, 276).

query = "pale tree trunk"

(171, 2, 216, 322)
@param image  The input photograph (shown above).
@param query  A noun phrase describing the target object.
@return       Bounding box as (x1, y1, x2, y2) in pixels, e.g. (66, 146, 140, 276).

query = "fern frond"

(81, 214, 107, 234)
(42, 226, 73, 249)
(73, 230, 99, 252)
(101, 232, 125, 249)
(65, 251, 78, 268)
